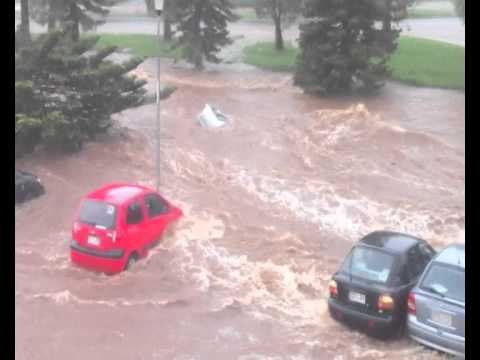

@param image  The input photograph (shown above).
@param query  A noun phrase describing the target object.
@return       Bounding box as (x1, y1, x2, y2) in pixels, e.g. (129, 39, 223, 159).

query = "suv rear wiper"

(424, 285, 446, 297)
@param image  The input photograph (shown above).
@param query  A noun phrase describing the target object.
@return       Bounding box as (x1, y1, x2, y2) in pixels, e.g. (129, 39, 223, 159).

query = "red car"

(70, 183, 183, 274)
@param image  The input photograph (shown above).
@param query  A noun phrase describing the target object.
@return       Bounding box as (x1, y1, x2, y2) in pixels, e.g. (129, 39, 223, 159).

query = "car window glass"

(421, 264, 465, 302)
(144, 194, 168, 218)
(79, 199, 117, 229)
(340, 246, 395, 284)
(419, 242, 435, 262)
(126, 200, 143, 225)
(407, 246, 427, 280)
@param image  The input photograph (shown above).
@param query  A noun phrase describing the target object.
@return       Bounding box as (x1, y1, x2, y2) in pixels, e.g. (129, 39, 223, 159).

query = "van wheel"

(124, 253, 137, 271)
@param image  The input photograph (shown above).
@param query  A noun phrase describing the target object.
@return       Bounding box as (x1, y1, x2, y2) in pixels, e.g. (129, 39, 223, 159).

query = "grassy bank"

(243, 42, 298, 72)
(243, 37, 465, 90)
(407, 1, 456, 18)
(232, 2, 457, 23)
(233, 7, 263, 22)
(96, 33, 181, 59)
(387, 36, 464, 89)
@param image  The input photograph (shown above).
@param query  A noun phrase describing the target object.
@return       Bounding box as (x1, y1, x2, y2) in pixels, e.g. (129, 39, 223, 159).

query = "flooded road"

(15, 60, 464, 359)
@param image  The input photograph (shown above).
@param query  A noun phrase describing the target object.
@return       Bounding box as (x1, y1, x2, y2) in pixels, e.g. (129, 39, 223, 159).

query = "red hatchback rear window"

(79, 199, 117, 229)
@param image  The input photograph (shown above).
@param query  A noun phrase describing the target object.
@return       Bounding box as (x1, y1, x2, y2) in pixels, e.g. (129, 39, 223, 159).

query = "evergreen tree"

(173, 0, 237, 70)
(254, 0, 302, 51)
(15, 30, 146, 155)
(30, 0, 64, 31)
(64, 0, 116, 41)
(294, 0, 401, 95)
(29, 0, 115, 40)
(378, 0, 414, 32)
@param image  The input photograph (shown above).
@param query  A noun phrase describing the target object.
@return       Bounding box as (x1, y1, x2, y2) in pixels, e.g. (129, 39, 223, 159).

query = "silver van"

(407, 244, 465, 357)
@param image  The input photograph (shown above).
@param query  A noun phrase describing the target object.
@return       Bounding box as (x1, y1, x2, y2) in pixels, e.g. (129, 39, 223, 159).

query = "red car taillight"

(407, 292, 416, 315)
(329, 280, 338, 297)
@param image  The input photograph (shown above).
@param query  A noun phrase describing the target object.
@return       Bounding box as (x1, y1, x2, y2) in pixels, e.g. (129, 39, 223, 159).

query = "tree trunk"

(48, 0, 56, 32)
(383, 0, 392, 32)
(193, 3, 203, 70)
(164, 18, 172, 41)
(70, 3, 80, 42)
(274, 16, 284, 51)
(163, 0, 173, 41)
(48, 16, 56, 31)
(19, 0, 31, 44)
(145, 0, 155, 17)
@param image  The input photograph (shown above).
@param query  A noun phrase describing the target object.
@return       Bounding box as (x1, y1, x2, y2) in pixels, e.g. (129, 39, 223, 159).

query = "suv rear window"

(79, 199, 117, 229)
(341, 246, 395, 284)
(420, 264, 465, 302)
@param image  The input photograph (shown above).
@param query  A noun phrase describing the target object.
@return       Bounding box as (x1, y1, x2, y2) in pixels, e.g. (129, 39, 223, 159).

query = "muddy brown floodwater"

(15, 59, 464, 360)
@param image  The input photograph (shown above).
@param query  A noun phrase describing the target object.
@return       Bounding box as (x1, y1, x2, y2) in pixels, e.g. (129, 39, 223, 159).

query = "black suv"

(328, 231, 436, 337)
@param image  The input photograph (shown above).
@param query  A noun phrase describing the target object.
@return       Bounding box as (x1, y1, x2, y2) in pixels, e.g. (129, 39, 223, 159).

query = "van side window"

(407, 245, 427, 281)
(144, 194, 168, 218)
(419, 242, 436, 259)
(126, 200, 143, 225)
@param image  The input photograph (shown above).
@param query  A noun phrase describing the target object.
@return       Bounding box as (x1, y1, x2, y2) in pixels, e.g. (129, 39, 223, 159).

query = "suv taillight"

(407, 292, 416, 315)
(378, 294, 395, 311)
(329, 280, 338, 297)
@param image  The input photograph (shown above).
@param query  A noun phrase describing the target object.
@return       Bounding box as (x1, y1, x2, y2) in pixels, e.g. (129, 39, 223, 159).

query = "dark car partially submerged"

(328, 231, 436, 337)
(15, 170, 45, 204)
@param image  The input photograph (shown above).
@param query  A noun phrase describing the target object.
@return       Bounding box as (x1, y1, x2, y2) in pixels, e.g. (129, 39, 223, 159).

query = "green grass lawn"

(408, 8, 456, 18)
(95, 33, 181, 59)
(233, 7, 260, 22)
(233, 4, 457, 21)
(243, 37, 465, 90)
(387, 36, 464, 89)
(407, 0, 456, 18)
(243, 42, 298, 72)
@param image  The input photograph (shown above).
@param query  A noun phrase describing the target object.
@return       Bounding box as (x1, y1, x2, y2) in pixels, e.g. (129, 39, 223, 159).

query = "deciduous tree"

(254, 0, 302, 50)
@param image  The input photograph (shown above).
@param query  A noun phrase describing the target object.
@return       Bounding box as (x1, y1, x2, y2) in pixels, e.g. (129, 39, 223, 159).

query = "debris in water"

(197, 104, 229, 128)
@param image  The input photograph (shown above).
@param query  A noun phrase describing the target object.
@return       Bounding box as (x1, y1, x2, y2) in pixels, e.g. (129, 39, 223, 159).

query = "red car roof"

(86, 183, 154, 206)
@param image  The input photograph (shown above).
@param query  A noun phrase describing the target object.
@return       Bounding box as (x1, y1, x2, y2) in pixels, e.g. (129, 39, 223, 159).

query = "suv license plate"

(88, 235, 100, 246)
(349, 291, 366, 304)
(431, 311, 452, 327)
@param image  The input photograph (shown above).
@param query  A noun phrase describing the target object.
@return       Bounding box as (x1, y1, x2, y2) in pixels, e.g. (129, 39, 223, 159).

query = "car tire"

(124, 253, 137, 271)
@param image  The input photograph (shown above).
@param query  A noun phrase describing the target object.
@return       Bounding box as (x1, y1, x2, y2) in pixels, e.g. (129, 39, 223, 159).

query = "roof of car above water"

(86, 183, 153, 206)
(434, 244, 465, 269)
(358, 231, 423, 254)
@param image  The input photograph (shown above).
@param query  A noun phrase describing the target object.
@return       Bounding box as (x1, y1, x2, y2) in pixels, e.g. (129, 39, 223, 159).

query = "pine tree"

(30, 0, 64, 31)
(378, 0, 414, 32)
(254, 0, 302, 51)
(173, 0, 237, 70)
(29, 0, 115, 40)
(15, 30, 147, 155)
(294, 0, 401, 95)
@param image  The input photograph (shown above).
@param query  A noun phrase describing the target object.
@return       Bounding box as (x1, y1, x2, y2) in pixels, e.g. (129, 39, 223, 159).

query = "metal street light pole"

(154, 0, 163, 191)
